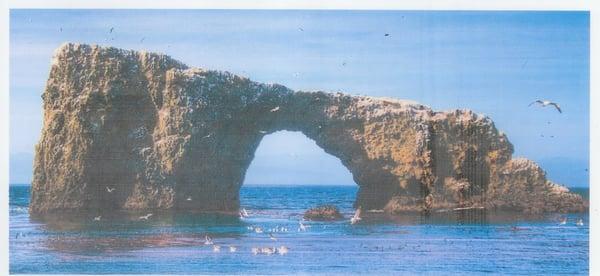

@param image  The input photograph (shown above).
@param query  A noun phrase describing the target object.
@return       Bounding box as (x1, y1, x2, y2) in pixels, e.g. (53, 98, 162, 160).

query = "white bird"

(259, 130, 268, 134)
(213, 245, 221, 252)
(298, 222, 308, 232)
(186, 196, 192, 201)
(277, 246, 289, 255)
(229, 246, 237, 252)
(559, 217, 567, 225)
(254, 227, 263, 234)
(204, 235, 214, 245)
(251, 247, 260, 255)
(350, 207, 362, 225)
(106, 187, 115, 193)
(528, 100, 562, 113)
(261, 247, 274, 255)
(93, 215, 102, 221)
(240, 208, 249, 218)
(269, 233, 277, 241)
(270, 106, 280, 112)
(139, 213, 153, 220)
(203, 133, 212, 139)
(576, 218, 584, 226)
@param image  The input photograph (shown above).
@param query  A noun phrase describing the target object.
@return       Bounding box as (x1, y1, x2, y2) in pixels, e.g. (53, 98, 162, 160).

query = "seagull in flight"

(270, 106, 280, 112)
(269, 233, 277, 241)
(93, 215, 102, 221)
(106, 187, 115, 193)
(139, 213, 153, 220)
(229, 246, 237, 252)
(528, 100, 562, 113)
(186, 196, 192, 201)
(384, 33, 390, 37)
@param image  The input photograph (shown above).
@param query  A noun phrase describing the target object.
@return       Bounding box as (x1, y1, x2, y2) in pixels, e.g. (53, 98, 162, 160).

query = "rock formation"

(30, 43, 586, 216)
(304, 205, 344, 221)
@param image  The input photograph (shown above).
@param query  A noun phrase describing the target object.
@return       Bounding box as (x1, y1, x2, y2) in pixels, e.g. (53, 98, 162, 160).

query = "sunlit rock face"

(30, 43, 586, 215)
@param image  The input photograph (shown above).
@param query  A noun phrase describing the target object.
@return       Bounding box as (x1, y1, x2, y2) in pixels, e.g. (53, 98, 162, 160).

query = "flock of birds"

(87, 207, 364, 256)
(53, 24, 395, 72)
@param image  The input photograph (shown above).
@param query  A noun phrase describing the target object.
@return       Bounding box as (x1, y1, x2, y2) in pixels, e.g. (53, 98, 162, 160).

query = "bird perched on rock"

(528, 100, 562, 113)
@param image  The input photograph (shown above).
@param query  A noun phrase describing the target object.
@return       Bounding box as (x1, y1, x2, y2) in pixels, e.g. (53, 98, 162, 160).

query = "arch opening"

(240, 131, 358, 213)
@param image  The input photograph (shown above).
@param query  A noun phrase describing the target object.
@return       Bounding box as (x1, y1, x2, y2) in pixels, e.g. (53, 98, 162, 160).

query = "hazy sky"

(9, 10, 589, 187)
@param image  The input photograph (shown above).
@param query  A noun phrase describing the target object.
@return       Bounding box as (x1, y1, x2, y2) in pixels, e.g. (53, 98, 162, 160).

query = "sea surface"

(10, 184, 589, 275)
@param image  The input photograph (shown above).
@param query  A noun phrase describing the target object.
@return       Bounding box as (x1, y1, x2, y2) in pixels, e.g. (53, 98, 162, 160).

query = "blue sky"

(9, 10, 589, 187)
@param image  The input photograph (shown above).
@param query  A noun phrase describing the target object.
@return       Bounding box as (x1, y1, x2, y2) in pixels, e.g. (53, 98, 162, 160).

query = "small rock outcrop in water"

(304, 205, 344, 221)
(30, 43, 587, 216)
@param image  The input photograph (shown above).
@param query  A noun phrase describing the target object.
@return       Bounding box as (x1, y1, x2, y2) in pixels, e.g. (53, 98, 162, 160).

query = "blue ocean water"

(10, 184, 589, 275)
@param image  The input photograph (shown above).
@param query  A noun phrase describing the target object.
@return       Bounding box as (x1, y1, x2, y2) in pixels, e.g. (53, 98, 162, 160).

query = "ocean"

(9, 184, 589, 275)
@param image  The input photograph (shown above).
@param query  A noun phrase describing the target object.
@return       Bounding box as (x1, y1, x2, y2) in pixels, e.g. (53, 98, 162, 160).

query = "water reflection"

(30, 211, 244, 232)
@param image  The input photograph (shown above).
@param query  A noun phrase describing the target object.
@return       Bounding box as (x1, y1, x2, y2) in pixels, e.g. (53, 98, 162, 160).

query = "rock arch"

(30, 44, 586, 215)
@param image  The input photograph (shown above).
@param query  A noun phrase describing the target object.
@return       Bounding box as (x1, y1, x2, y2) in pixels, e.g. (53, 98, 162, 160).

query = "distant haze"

(9, 10, 589, 187)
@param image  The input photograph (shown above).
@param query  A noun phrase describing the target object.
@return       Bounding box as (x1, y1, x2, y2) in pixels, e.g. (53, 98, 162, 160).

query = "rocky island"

(304, 205, 345, 221)
(30, 43, 586, 216)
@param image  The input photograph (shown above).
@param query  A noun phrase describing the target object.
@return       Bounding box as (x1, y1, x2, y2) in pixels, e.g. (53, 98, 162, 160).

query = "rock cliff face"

(30, 43, 586, 215)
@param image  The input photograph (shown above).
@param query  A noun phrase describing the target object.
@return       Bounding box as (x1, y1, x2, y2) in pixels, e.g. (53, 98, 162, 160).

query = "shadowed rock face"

(30, 43, 586, 215)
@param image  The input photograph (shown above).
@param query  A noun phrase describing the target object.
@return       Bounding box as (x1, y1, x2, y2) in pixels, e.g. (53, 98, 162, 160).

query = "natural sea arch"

(30, 44, 586, 215)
